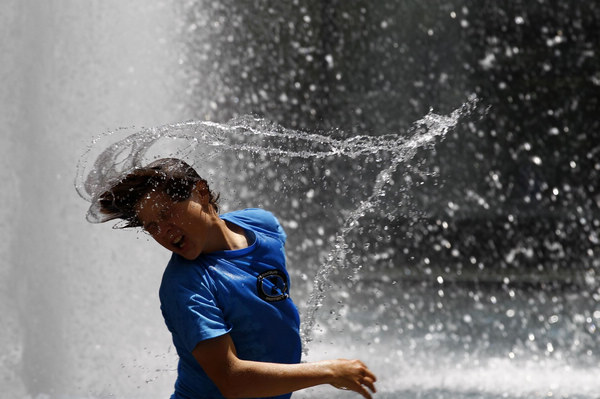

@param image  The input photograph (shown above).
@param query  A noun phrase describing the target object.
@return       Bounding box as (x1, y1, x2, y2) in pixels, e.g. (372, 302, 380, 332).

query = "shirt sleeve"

(224, 208, 287, 245)
(160, 269, 231, 353)
(273, 215, 287, 245)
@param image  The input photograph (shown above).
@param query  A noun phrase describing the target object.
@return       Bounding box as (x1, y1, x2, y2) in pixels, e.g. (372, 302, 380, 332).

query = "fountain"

(2, 1, 600, 398)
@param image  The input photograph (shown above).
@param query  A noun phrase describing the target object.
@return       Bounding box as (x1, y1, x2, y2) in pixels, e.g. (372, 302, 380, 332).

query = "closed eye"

(159, 209, 171, 220)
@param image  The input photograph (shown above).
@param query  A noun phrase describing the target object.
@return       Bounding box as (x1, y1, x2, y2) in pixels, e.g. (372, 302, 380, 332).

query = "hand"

(329, 358, 377, 399)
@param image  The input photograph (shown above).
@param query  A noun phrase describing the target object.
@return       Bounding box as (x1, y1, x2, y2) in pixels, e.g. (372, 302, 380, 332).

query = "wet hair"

(98, 158, 219, 228)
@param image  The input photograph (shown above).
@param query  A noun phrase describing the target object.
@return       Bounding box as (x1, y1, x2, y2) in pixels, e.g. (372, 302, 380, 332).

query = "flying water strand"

(76, 117, 405, 214)
(299, 98, 480, 350)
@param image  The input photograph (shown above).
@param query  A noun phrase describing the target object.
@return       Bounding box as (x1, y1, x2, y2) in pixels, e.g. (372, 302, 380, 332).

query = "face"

(135, 188, 213, 260)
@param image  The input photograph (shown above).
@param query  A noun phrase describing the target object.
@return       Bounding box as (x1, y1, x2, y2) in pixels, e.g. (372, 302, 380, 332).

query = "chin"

(178, 248, 199, 260)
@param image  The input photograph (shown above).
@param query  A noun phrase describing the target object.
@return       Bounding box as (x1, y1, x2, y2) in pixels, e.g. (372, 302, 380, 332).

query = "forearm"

(219, 359, 335, 398)
(193, 334, 376, 399)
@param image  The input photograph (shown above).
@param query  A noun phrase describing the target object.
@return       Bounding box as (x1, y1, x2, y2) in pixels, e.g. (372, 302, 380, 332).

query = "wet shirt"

(159, 208, 302, 399)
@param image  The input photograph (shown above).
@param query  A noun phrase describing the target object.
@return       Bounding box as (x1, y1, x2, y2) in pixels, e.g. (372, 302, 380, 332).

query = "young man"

(97, 158, 377, 399)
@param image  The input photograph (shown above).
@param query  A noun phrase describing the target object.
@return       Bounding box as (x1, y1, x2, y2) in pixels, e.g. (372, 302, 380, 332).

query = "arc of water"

(75, 119, 399, 204)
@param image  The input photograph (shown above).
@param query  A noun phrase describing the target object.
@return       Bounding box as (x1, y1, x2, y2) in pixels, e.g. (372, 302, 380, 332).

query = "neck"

(222, 220, 249, 250)
(204, 217, 248, 252)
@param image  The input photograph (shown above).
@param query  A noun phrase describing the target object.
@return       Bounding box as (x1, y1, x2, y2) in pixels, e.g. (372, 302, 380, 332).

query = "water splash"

(299, 98, 480, 348)
(75, 96, 480, 350)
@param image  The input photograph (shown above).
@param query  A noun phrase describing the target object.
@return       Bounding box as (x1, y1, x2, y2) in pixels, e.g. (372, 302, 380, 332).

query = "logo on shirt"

(257, 270, 289, 302)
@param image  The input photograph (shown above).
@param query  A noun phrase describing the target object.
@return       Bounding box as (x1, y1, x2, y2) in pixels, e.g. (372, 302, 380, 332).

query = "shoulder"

(221, 208, 287, 243)
(221, 208, 278, 226)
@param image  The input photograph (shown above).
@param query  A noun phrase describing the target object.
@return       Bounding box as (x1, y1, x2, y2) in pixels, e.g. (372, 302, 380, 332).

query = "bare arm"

(192, 333, 377, 399)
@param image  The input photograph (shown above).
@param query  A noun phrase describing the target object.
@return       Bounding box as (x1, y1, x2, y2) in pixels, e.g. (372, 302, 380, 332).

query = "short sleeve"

(272, 216, 287, 245)
(222, 208, 287, 245)
(160, 270, 231, 353)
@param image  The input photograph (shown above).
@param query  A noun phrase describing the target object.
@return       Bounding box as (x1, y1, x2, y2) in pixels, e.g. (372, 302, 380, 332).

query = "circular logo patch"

(257, 270, 289, 302)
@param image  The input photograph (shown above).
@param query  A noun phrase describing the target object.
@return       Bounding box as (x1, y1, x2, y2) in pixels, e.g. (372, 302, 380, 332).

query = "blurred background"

(2, 1, 600, 398)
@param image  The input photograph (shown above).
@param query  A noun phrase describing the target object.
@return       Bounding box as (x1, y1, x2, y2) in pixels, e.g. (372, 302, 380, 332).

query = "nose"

(147, 221, 169, 239)
(151, 225, 176, 249)
(158, 222, 173, 237)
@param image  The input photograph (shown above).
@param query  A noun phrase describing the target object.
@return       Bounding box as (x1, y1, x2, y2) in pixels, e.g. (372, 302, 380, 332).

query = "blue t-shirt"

(159, 208, 302, 399)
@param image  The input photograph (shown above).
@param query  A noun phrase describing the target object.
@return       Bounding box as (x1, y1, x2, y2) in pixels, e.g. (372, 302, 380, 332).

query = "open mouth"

(172, 235, 184, 249)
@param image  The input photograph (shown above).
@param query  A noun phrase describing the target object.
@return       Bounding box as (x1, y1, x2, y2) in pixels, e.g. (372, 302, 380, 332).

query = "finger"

(362, 376, 377, 393)
(354, 384, 373, 399)
(362, 366, 377, 382)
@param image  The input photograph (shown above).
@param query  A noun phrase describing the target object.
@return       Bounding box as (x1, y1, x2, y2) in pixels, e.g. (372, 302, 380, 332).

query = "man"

(97, 158, 377, 399)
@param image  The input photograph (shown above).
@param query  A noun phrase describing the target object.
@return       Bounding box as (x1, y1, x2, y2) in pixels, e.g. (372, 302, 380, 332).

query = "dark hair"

(98, 158, 219, 228)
